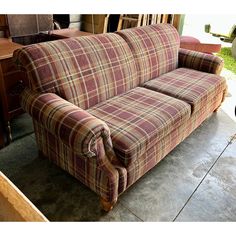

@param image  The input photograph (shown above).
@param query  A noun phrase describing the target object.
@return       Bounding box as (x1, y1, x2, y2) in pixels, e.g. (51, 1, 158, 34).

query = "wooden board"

(0, 172, 48, 221)
(0, 38, 23, 60)
(51, 28, 92, 39)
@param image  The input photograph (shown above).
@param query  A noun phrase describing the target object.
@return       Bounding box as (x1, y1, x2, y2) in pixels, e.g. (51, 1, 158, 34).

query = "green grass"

(217, 47, 236, 74)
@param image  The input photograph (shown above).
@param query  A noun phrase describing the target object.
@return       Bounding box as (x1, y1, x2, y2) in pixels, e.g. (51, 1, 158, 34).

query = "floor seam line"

(12, 131, 34, 142)
(172, 140, 232, 222)
(119, 200, 145, 222)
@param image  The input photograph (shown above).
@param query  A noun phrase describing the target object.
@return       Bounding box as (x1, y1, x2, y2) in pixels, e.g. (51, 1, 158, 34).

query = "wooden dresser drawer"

(0, 58, 28, 113)
(0, 57, 18, 73)
(5, 76, 26, 112)
(0, 38, 26, 146)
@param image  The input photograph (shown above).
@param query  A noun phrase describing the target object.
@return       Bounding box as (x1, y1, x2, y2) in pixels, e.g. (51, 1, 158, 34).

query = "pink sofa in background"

(180, 35, 221, 54)
(13, 24, 227, 211)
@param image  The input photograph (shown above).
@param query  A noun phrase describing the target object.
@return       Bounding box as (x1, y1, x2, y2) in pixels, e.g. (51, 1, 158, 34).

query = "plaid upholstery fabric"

(34, 120, 123, 203)
(15, 24, 227, 205)
(21, 88, 127, 202)
(116, 24, 180, 84)
(88, 87, 191, 167)
(14, 33, 138, 109)
(126, 91, 223, 187)
(144, 68, 227, 114)
(20, 88, 115, 159)
(178, 48, 224, 75)
(31, 87, 223, 201)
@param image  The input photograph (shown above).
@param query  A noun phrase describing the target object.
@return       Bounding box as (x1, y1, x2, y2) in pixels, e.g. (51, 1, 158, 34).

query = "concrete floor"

(0, 70, 235, 221)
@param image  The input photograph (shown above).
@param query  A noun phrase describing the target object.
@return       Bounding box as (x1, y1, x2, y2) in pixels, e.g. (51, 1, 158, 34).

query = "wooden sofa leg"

(214, 89, 227, 113)
(38, 150, 46, 159)
(213, 106, 220, 112)
(100, 198, 116, 212)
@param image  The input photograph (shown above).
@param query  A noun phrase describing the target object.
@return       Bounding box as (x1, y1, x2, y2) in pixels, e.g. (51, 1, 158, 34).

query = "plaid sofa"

(13, 24, 227, 211)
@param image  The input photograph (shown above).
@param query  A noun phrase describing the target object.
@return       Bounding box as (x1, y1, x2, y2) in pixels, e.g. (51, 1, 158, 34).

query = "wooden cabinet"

(0, 39, 26, 145)
(0, 57, 27, 115)
(0, 15, 9, 37)
(0, 15, 7, 27)
(0, 117, 4, 148)
(0, 31, 91, 148)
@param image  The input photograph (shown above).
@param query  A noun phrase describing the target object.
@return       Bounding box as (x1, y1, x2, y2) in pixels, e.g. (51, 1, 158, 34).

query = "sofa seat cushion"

(144, 68, 227, 114)
(88, 87, 191, 167)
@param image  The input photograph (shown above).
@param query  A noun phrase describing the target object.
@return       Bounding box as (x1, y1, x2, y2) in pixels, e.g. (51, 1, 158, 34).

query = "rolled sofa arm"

(178, 48, 224, 75)
(21, 88, 114, 158)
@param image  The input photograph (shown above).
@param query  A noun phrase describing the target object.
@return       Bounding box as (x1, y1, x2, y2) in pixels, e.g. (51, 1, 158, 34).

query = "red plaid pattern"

(31, 84, 223, 202)
(21, 88, 128, 202)
(178, 48, 224, 75)
(88, 87, 191, 167)
(14, 24, 227, 206)
(14, 33, 138, 109)
(34, 120, 122, 202)
(116, 24, 180, 84)
(126, 92, 223, 187)
(144, 68, 227, 114)
(20, 88, 115, 159)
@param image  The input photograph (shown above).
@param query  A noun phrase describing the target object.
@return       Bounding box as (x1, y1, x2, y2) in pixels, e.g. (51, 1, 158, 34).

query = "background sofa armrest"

(21, 88, 114, 159)
(178, 48, 224, 75)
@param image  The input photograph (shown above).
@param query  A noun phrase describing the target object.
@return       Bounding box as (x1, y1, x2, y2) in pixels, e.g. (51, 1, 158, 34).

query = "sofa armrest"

(21, 88, 114, 158)
(178, 48, 224, 75)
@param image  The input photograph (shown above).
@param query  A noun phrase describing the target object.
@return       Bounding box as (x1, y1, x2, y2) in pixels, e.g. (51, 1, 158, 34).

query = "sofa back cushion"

(14, 33, 138, 109)
(116, 24, 180, 84)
